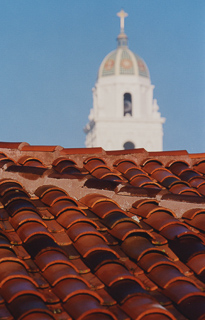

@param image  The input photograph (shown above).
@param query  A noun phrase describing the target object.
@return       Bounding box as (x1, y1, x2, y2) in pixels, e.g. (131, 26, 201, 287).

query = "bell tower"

(84, 10, 165, 151)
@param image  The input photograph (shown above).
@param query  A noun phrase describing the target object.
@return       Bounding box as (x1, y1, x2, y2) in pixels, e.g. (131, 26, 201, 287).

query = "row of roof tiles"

(1, 141, 205, 158)
(0, 178, 204, 319)
(0, 148, 205, 199)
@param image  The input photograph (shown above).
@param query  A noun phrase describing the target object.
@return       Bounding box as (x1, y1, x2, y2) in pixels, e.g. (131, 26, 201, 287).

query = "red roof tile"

(194, 160, 205, 174)
(63, 293, 117, 319)
(42, 262, 79, 286)
(61, 147, 104, 155)
(0, 143, 205, 319)
(0, 142, 27, 149)
(121, 295, 176, 320)
(20, 145, 62, 152)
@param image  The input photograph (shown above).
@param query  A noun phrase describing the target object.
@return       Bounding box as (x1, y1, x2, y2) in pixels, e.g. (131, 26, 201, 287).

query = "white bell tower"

(84, 10, 165, 151)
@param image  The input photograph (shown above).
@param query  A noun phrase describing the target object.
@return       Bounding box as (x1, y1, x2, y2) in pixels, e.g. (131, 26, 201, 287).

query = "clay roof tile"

(0, 144, 205, 319)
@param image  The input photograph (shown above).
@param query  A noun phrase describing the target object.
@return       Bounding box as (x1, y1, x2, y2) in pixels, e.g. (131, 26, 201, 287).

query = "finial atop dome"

(117, 9, 128, 48)
(117, 9, 128, 33)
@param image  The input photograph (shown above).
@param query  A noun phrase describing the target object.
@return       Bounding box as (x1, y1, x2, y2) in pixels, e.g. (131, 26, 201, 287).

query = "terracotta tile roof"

(0, 142, 205, 319)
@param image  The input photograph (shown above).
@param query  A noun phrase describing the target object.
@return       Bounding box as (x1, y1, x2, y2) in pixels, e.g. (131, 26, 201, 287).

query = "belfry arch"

(124, 93, 132, 116)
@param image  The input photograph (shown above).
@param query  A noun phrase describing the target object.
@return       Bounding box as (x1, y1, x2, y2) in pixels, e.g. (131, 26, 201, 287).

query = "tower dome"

(98, 9, 149, 79)
(98, 48, 150, 79)
(84, 10, 165, 152)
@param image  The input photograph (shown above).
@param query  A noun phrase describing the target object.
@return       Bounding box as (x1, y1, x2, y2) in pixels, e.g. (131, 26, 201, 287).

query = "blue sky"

(0, 0, 204, 153)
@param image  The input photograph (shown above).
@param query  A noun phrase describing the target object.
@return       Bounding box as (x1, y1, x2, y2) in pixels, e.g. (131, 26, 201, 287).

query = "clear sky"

(0, 0, 204, 153)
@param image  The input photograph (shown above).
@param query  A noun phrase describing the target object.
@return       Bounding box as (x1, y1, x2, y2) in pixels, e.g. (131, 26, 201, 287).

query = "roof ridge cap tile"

(20, 145, 63, 152)
(190, 153, 205, 159)
(106, 148, 147, 155)
(0, 142, 29, 150)
(149, 150, 189, 156)
(61, 147, 105, 155)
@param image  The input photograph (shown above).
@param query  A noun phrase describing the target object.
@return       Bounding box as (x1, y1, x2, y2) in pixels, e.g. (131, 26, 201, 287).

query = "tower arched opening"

(124, 93, 132, 116)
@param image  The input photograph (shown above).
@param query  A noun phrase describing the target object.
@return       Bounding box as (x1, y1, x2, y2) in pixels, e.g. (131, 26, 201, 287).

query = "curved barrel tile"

(73, 234, 109, 258)
(63, 293, 117, 320)
(0, 278, 43, 303)
(168, 160, 189, 176)
(42, 262, 79, 286)
(8, 294, 55, 320)
(142, 159, 163, 174)
(121, 295, 176, 320)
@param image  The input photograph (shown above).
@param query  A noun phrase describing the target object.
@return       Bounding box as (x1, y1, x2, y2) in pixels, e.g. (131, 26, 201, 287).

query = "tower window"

(123, 141, 135, 150)
(124, 93, 132, 116)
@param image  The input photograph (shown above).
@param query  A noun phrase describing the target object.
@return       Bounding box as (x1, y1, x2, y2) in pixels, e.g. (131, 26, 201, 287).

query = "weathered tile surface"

(0, 142, 204, 319)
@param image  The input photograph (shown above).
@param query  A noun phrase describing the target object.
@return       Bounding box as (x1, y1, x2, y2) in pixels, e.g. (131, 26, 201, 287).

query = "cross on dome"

(117, 9, 128, 33)
(116, 10, 128, 47)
